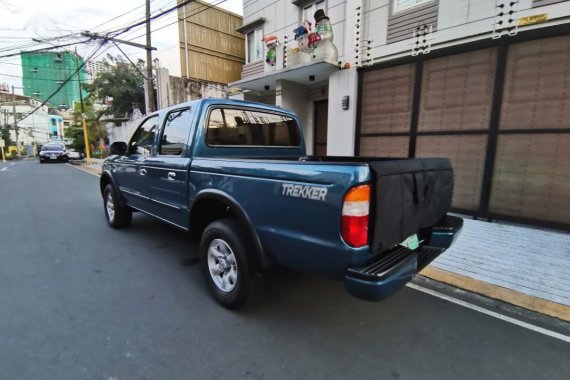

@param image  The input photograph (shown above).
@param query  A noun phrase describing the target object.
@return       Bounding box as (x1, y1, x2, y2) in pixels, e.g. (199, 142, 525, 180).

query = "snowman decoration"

(290, 25, 312, 65)
(310, 9, 338, 62)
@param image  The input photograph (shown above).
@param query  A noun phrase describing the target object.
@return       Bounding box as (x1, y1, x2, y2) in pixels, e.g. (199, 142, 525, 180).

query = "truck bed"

(208, 154, 453, 256)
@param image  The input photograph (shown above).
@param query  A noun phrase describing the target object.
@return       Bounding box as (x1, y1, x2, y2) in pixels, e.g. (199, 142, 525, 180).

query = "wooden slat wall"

(490, 134, 570, 224)
(419, 48, 497, 132)
(416, 135, 488, 210)
(241, 61, 264, 79)
(178, 0, 245, 84)
(387, 1, 439, 44)
(359, 136, 409, 157)
(500, 35, 570, 130)
(358, 35, 570, 227)
(361, 64, 415, 134)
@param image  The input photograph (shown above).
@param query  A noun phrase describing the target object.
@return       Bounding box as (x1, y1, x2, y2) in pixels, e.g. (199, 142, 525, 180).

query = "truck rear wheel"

(103, 184, 132, 229)
(200, 219, 253, 309)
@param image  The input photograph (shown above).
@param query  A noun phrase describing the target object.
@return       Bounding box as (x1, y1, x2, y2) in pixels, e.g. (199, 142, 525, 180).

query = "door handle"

(140, 168, 147, 176)
(167, 172, 176, 181)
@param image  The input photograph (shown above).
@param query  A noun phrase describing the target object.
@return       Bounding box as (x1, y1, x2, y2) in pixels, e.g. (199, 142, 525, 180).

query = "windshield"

(41, 145, 64, 151)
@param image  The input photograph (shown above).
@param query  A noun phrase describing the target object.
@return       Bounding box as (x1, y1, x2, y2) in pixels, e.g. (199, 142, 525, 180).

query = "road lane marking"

(406, 282, 570, 343)
(1, 167, 7, 171)
(66, 163, 101, 177)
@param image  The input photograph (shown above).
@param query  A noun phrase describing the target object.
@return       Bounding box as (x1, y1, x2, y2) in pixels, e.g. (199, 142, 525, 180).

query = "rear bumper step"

(346, 245, 445, 283)
(344, 215, 463, 302)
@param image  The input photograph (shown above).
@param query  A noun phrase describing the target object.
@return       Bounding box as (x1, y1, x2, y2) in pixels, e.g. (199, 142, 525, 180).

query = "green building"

(21, 51, 87, 110)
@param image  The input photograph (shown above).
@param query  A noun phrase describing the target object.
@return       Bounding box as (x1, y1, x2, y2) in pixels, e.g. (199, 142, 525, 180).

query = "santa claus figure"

(263, 35, 279, 66)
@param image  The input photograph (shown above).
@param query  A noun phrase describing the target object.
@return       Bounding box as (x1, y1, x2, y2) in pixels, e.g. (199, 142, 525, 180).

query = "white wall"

(107, 116, 142, 145)
(155, 45, 182, 78)
(156, 67, 171, 110)
(276, 79, 313, 153)
(326, 67, 358, 156)
(365, 0, 570, 63)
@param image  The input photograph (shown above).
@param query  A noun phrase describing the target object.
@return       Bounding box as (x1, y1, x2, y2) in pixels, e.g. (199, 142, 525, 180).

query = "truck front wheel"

(200, 219, 253, 309)
(103, 184, 132, 229)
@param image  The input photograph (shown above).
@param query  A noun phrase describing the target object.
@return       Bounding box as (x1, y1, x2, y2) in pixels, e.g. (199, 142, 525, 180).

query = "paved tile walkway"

(431, 218, 570, 306)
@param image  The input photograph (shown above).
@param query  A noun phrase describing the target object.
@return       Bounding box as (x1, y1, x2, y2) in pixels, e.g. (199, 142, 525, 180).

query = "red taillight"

(341, 185, 370, 247)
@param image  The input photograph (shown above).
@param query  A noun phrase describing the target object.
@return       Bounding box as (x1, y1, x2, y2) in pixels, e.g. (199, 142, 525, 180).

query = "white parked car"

(66, 149, 82, 160)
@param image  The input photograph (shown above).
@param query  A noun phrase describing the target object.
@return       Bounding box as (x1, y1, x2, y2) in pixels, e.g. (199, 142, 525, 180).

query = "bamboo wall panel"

(419, 48, 497, 131)
(490, 134, 570, 224)
(500, 35, 570, 130)
(416, 135, 487, 210)
(359, 136, 409, 158)
(361, 64, 415, 134)
(189, 53, 245, 84)
(185, 23, 245, 59)
(177, 0, 245, 84)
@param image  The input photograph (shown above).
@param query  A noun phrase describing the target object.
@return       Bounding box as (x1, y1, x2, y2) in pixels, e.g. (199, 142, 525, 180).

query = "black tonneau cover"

(369, 158, 453, 254)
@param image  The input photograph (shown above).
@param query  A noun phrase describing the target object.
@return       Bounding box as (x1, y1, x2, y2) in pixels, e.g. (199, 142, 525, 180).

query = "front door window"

(129, 116, 159, 156)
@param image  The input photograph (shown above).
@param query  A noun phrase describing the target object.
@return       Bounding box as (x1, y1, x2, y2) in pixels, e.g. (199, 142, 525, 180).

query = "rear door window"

(206, 108, 300, 147)
(158, 108, 192, 156)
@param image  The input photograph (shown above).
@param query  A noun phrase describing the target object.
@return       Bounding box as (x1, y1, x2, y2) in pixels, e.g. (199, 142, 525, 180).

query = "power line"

(93, 0, 173, 35)
(111, 41, 149, 80)
(0, 61, 85, 71)
(0, 39, 90, 59)
(109, 0, 195, 37)
(0, 73, 86, 82)
(124, 0, 229, 42)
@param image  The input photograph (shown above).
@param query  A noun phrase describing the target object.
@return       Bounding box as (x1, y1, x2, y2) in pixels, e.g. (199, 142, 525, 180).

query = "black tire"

(200, 219, 254, 309)
(103, 184, 132, 229)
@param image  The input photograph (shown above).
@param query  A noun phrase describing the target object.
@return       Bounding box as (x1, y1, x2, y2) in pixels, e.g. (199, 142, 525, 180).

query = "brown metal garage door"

(357, 30, 570, 229)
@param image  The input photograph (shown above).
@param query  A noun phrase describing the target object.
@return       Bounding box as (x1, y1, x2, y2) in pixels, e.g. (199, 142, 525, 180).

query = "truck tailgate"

(369, 158, 453, 254)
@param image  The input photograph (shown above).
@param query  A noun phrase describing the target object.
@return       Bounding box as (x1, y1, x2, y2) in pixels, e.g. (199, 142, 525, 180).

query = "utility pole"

(12, 86, 20, 158)
(74, 48, 91, 163)
(145, 0, 155, 114)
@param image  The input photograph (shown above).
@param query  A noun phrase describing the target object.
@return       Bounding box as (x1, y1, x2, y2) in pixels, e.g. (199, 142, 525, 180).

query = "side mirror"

(110, 141, 127, 156)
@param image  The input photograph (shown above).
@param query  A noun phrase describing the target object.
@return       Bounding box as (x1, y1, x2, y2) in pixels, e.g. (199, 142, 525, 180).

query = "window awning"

(235, 17, 266, 34)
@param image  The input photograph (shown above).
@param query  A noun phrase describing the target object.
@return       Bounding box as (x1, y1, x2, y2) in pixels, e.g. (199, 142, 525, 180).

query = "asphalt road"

(1, 160, 569, 380)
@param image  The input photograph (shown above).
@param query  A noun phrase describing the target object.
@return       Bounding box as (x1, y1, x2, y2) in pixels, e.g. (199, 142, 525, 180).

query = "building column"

(327, 67, 359, 156)
(276, 79, 312, 154)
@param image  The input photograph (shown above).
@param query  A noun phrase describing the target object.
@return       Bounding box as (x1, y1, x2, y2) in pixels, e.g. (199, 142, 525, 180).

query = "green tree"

(85, 55, 146, 117)
(1, 127, 13, 147)
(68, 100, 106, 154)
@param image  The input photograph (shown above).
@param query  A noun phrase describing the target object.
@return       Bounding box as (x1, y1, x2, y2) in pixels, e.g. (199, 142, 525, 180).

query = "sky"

(0, 0, 243, 93)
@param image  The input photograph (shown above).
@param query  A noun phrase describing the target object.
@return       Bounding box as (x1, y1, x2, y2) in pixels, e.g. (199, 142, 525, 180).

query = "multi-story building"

(85, 60, 112, 84)
(20, 50, 87, 110)
(152, 0, 246, 111)
(230, 0, 570, 229)
(0, 91, 51, 151)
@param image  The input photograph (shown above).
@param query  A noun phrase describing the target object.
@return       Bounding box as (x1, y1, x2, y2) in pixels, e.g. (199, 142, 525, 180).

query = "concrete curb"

(420, 266, 570, 322)
(69, 160, 102, 176)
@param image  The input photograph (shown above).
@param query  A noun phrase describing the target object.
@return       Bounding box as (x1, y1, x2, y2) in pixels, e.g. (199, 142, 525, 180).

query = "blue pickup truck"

(100, 99, 462, 308)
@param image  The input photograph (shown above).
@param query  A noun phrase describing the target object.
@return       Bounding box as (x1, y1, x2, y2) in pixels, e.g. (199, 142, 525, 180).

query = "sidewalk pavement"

(69, 159, 570, 320)
(75, 157, 104, 174)
(421, 217, 570, 321)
